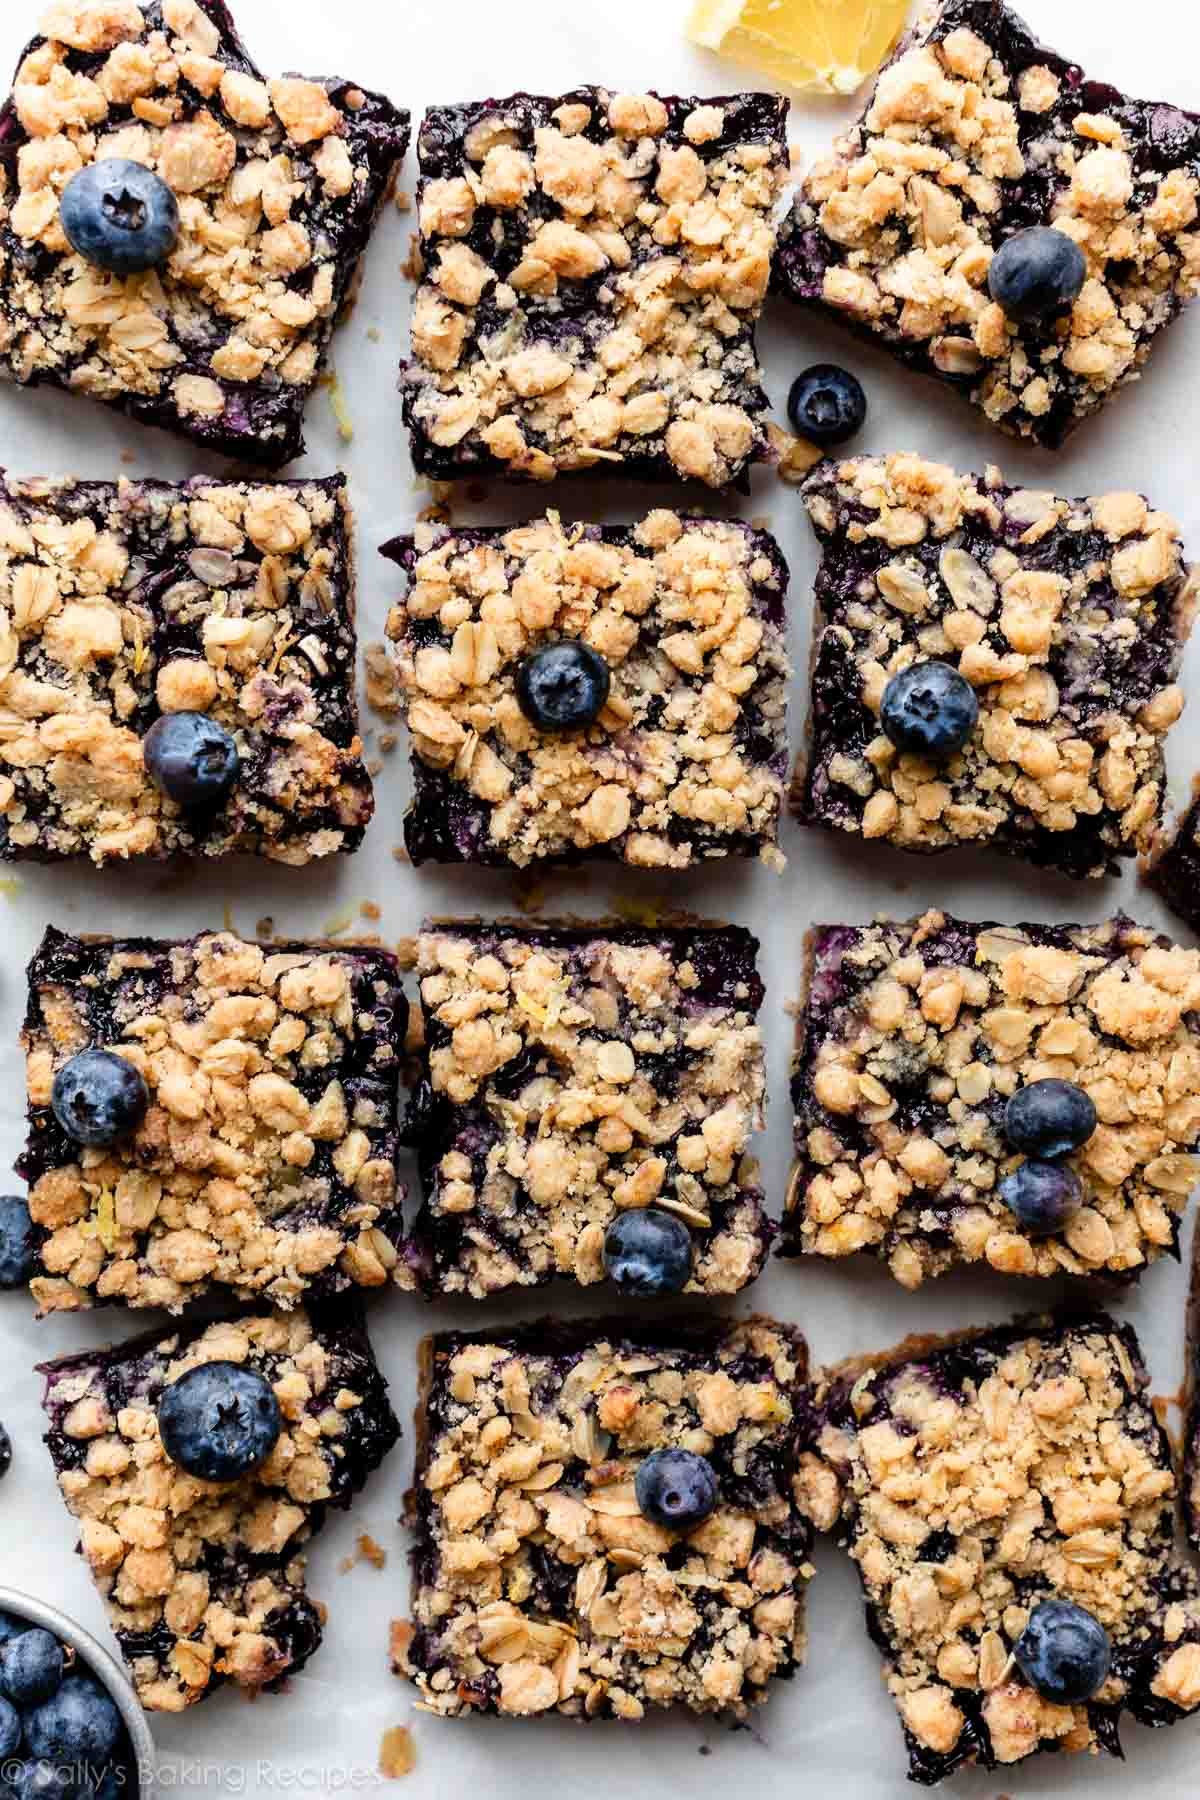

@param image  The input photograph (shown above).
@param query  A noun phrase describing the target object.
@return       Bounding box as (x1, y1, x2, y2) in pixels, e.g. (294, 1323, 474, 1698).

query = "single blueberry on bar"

(19, 925, 409, 1314)
(796, 455, 1195, 878)
(0, 0, 409, 465)
(39, 1305, 399, 1711)
(403, 87, 787, 488)
(0, 470, 373, 865)
(405, 919, 770, 1299)
(805, 1312, 1200, 1781)
(773, 0, 1200, 449)
(785, 910, 1200, 1287)
(1146, 778, 1200, 936)
(380, 512, 789, 870)
(394, 1315, 817, 1721)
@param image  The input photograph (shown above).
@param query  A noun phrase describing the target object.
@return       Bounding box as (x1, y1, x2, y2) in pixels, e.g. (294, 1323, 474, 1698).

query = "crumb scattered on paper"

(395, 189, 411, 213)
(340, 1531, 388, 1573)
(320, 369, 354, 443)
(401, 236, 423, 281)
(364, 643, 401, 716)
(379, 1727, 415, 1780)
(361, 902, 382, 923)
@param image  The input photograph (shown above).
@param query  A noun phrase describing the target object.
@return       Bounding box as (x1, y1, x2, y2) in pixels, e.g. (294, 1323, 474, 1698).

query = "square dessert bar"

(807, 1313, 1200, 1780)
(407, 919, 770, 1298)
(20, 925, 409, 1313)
(1146, 778, 1200, 936)
(381, 513, 789, 870)
(797, 455, 1195, 878)
(773, 0, 1200, 449)
(784, 910, 1200, 1287)
(0, 0, 408, 465)
(40, 1306, 399, 1711)
(403, 87, 787, 488)
(0, 471, 373, 865)
(395, 1316, 816, 1722)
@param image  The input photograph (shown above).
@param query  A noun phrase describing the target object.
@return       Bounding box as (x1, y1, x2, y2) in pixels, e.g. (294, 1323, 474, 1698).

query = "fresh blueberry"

(987, 226, 1087, 323)
(3, 1631, 64, 1707)
(1004, 1079, 1097, 1159)
(999, 1159, 1084, 1236)
(880, 660, 979, 759)
(158, 1361, 282, 1482)
(1014, 1598, 1111, 1703)
(515, 643, 610, 733)
(602, 1208, 692, 1297)
(635, 1449, 719, 1531)
(0, 1198, 36, 1290)
(8, 1764, 74, 1800)
(25, 1676, 121, 1765)
(59, 160, 179, 278)
(50, 1050, 148, 1149)
(787, 363, 867, 446)
(0, 1616, 23, 1647)
(0, 1696, 20, 1760)
(143, 713, 240, 811)
(0, 1428, 10, 1481)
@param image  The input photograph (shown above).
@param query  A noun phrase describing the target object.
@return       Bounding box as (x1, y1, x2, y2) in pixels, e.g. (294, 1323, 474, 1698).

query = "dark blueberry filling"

(1147, 789, 1200, 937)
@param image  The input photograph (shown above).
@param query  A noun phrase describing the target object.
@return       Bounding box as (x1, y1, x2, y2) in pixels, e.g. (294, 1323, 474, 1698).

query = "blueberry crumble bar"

(805, 1313, 1200, 1780)
(403, 87, 787, 489)
(40, 1305, 399, 1711)
(20, 925, 409, 1314)
(0, 470, 373, 864)
(1146, 778, 1200, 937)
(773, 0, 1200, 449)
(784, 911, 1200, 1287)
(381, 513, 789, 870)
(394, 1315, 816, 1721)
(406, 919, 770, 1300)
(796, 455, 1196, 879)
(0, 0, 408, 465)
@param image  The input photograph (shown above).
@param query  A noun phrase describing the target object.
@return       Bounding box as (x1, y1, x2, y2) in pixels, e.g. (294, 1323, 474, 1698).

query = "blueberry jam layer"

(381, 514, 789, 870)
(396, 1315, 817, 1721)
(806, 1313, 1200, 1782)
(39, 1305, 399, 1712)
(20, 926, 409, 1314)
(785, 911, 1200, 1286)
(796, 456, 1193, 878)
(0, 470, 373, 866)
(405, 919, 771, 1299)
(403, 87, 786, 489)
(1146, 781, 1200, 937)
(0, 0, 408, 466)
(773, 0, 1200, 449)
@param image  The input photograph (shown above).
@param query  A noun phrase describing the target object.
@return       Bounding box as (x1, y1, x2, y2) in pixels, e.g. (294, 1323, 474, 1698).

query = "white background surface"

(0, 0, 1198, 1794)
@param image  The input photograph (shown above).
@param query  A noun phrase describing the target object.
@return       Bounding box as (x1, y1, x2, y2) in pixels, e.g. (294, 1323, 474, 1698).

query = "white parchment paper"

(0, 1, 1197, 1795)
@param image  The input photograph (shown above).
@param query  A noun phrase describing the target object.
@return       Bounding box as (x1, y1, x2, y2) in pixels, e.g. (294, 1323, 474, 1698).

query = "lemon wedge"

(686, 0, 910, 96)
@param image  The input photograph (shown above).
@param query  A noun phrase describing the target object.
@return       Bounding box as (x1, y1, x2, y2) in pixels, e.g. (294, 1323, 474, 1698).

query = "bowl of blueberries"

(0, 1590, 154, 1800)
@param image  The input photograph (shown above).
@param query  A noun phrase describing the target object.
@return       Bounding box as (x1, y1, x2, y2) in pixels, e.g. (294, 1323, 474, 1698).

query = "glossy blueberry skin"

(988, 227, 1087, 323)
(635, 1448, 719, 1531)
(143, 712, 240, 811)
(1004, 1079, 1097, 1159)
(0, 1197, 35, 1290)
(60, 159, 180, 277)
(515, 642, 611, 733)
(1014, 1598, 1112, 1703)
(25, 1676, 121, 1764)
(602, 1208, 693, 1297)
(999, 1159, 1084, 1236)
(0, 1428, 9, 1481)
(879, 660, 979, 759)
(2, 1631, 64, 1707)
(787, 363, 867, 446)
(50, 1050, 148, 1149)
(0, 1696, 19, 1761)
(158, 1361, 283, 1483)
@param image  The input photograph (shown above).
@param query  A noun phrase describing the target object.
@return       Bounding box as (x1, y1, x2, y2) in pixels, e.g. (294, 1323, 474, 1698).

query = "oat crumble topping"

(0, 470, 373, 864)
(20, 926, 409, 1313)
(786, 911, 1200, 1287)
(797, 454, 1195, 878)
(810, 1315, 1200, 1778)
(0, 0, 408, 463)
(406, 920, 769, 1299)
(396, 1316, 815, 1721)
(40, 1306, 399, 1711)
(774, 0, 1200, 448)
(382, 513, 788, 870)
(403, 88, 788, 488)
